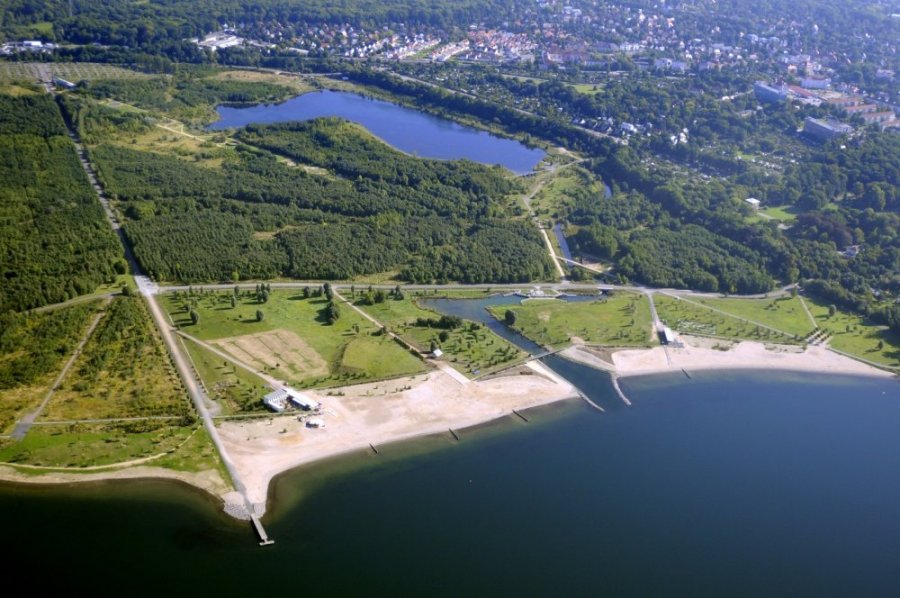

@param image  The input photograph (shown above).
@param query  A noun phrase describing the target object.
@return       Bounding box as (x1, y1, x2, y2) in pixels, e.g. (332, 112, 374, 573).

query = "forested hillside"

(0, 93, 122, 312)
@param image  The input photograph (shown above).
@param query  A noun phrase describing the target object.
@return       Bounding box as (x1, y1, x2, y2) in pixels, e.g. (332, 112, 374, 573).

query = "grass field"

(0, 420, 195, 468)
(805, 298, 900, 368)
(180, 337, 271, 415)
(571, 83, 605, 95)
(529, 165, 598, 222)
(152, 426, 229, 476)
(354, 294, 526, 376)
(490, 292, 654, 349)
(211, 69, 315, 94)
(759, 206, 798, 222)
(163, 289, 426, 388)
(655, 294, 799, 344)
(0, 62, 150, 83)
(0, 302, 100, 433)
(691, 295, 815, 338)
(41, 297, 189, 421)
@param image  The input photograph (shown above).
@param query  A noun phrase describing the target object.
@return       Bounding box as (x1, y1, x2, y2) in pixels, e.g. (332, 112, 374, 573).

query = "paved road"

(64, 114, 262, 521)
(158, 281, 798, 302)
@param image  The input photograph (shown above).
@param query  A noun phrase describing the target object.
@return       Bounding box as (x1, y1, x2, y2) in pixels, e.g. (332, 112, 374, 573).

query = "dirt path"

(798, 294, 818, 330)
(30, 292, 116, 313)
(11, 297, 112, 440)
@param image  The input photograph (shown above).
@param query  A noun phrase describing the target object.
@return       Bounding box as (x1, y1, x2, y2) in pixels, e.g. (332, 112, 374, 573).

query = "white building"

(263, 387, 320, 412)
(745, 197, 761, 210)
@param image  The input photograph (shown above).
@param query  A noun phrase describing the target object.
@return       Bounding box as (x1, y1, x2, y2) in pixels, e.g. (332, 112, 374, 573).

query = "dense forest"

(1, 0, 516, 48)
(0, 94, 123, 312)
(70, 94, 554, 284)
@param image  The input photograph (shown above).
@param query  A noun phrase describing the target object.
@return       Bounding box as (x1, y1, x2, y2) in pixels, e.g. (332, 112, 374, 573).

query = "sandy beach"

(562, 334, 896, 380)
(218, 361, 578, 512)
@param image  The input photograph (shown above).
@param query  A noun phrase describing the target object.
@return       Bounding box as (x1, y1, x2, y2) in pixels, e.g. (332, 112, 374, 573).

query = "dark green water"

(3, 370, 899, 596)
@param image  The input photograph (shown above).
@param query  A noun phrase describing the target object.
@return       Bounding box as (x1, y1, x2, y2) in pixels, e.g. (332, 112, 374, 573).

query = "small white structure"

(745, 197, 761, 210)
(305, 417, 326, 429)
(263, 390, 289, 412)
(263, 387, 320, 412)
(431, 348, 444, 358)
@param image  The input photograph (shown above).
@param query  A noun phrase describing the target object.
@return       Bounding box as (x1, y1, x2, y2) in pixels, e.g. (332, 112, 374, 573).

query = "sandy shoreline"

(3, 335, 894, 518)
(0, 464, 229, 497)
(607, 335, 895, 379)
(218, 361, 579, 513)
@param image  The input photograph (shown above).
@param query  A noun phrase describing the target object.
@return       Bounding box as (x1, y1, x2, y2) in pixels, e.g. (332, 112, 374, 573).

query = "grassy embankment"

(655, 294, 800, 344)
(0, 297, 224, 473)
(488, 292, 654, 349)
(354, 292, 526, 377)
(805, 298, 900, 368)
(690, 295, 814, 338)
(664, 293, 899, 368)
(162, 288, 427, 393)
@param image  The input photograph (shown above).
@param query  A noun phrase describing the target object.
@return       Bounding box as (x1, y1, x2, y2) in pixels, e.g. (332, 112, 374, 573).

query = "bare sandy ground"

(218, 362, 579, 510)
(561, 334, 895, 379)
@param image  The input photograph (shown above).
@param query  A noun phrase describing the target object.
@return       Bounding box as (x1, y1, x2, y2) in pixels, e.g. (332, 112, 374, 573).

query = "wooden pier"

(513, 409, 529, 422)
(449, 428, 460, 441)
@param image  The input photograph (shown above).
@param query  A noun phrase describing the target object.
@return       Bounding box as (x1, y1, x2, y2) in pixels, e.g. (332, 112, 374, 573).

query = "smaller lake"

(209, 90, 546, 174)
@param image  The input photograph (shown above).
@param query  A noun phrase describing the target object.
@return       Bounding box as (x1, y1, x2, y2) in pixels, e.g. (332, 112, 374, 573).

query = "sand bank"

(218, 363, 578, 512)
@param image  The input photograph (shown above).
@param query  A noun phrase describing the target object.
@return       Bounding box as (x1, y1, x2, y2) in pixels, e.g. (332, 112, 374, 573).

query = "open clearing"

(355, 293, 526, 377)
(690, 295, 814, 338)
(164, 289, 426, 388)
(492, 293, 654, 349)
(42, 297, 189, 421)
(656, 294, 799, 344)
(805, 297, 900, 368)
(214, 329, 329, 380)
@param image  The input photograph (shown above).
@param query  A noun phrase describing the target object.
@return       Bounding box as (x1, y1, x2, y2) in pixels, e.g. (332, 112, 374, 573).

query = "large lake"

(3, 370, 899, 595)
(209, 90, 546, 174)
